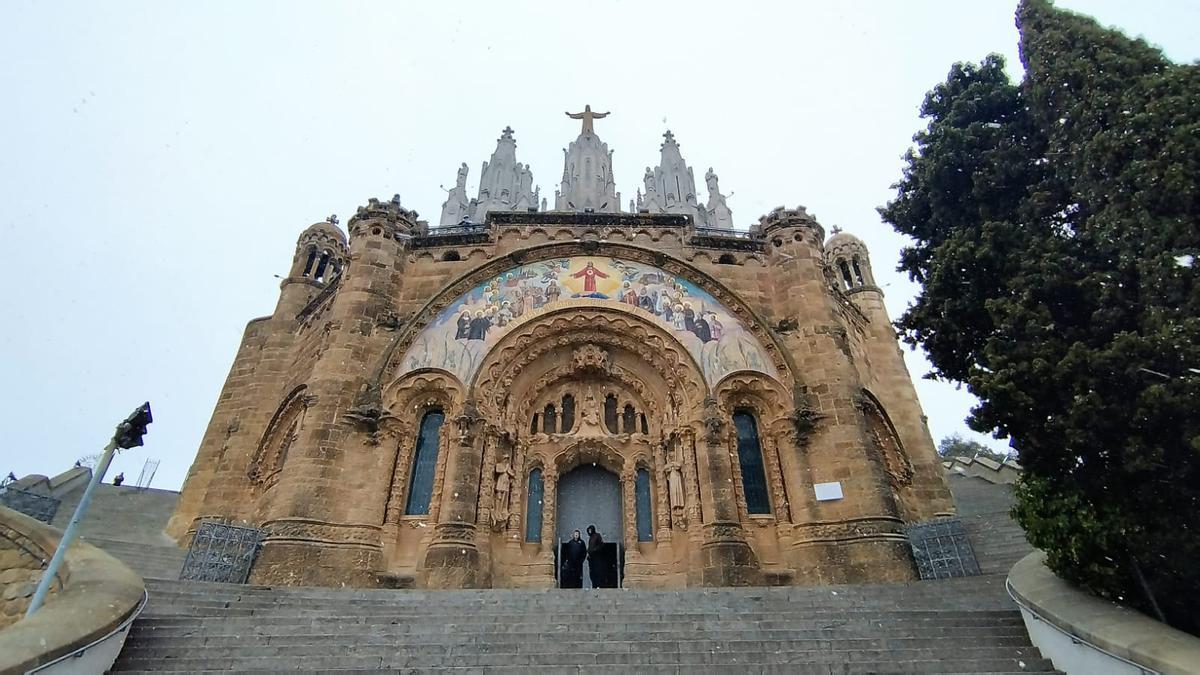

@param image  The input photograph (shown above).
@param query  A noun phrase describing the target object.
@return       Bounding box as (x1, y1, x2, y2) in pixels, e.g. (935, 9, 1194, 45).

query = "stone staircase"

(111, 575, 1054, 673)
(39, 471, 1053, 672)
(51, 482, 186, 581)
(948, 473, 1036, 576)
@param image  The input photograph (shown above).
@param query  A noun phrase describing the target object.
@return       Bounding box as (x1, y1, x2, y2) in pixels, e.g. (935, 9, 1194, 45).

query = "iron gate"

(179, 521, 264, 583)
(0, 488, 61, 523)
(906, 518, 981, 580)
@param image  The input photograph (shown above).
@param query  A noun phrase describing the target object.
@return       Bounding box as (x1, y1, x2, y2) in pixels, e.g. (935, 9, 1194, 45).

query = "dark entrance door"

(556, 465, 621, 588)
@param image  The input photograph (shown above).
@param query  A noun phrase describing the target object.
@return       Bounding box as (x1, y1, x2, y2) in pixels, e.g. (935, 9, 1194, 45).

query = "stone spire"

(635, 130, 707, 225)
(436, 126, 540, 225)
(555, 105, 621, 212)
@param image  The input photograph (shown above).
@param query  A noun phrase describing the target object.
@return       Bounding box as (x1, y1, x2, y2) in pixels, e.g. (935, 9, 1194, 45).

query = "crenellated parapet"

(752, 205, 825, 242)
(348, 195, 419, 241)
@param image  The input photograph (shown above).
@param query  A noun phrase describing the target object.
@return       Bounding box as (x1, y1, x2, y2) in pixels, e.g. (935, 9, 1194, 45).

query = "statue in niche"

(572, 386, 606, 438)
(492, 451, 515, 529)
(664, 443, 686, 527)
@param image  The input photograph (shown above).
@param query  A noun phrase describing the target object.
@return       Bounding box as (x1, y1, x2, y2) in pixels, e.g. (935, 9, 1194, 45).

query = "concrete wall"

(1008, 551, 1200, 675)
(0, 505, 145, 673)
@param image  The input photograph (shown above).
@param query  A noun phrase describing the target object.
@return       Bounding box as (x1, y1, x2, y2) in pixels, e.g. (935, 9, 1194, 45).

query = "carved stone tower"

(555, 106, 621, 212)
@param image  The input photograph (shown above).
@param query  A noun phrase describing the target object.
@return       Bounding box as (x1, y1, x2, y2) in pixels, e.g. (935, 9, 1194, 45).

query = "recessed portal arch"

(557, 464, 621, 589)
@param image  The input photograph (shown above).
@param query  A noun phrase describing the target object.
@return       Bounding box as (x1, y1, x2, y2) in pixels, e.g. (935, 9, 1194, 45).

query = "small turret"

(823, 229, 877, 293)
(276, 216, 348, 318)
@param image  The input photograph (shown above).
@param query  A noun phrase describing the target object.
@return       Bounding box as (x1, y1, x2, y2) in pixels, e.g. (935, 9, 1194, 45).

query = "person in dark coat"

(560, 529, 587, 588)
(454, 311, 471, 339)
(586, 525, 605, 588)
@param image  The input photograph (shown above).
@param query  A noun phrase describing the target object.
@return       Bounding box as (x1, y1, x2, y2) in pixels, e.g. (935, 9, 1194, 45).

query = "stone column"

(696, 399, 760, 586)
(422, 404, 485, 589)
(621, 467, 638, 546)
(540, 468, 559, 551)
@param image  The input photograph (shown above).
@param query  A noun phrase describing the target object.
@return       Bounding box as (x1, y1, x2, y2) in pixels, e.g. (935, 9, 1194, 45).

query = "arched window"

(622, 404, 636, 434)
(604, 394, 619, 434)
(525, 468, 544, 542)
(543, 404, 557, 434)
(852, 257, 866, 286)
(639, 413, 648, 435)
(249, 386, 308, 483)
(405, 410, 445, 515)
(530, 413, 539, 435)
(314, 251, 332, 282)
(635, 468, 653, 541)
(302, 249, 317, 276)
(838, 260, 854, 289)
(560, 394, 575, 433)
(441, 250, 461, 262)
(862, 392, 914, 487)
(717, 253, 736, 265)
(733, 411, 771, 515)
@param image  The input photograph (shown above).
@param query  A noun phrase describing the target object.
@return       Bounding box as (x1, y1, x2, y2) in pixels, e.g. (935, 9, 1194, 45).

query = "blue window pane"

(635, 469, 653, 541)
(733, 412, 771, 515)
(525, 469, 544, 542)
(405, 411, 444, 515)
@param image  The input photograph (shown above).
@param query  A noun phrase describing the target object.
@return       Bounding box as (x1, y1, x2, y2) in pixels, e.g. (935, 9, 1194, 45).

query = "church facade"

(168, 109, 955, 589)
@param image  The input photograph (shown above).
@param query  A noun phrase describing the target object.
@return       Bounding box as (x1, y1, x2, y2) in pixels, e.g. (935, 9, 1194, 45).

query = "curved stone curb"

(1007, 551, 1200, 675)
(0, 506, 145, 674)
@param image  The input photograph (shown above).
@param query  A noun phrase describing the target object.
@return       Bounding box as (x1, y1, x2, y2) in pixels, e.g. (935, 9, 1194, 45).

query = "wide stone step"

(120, 634, 1037, 651)
(128, 627, 1033, 644)
(130, 612, 1026, 626)
(118, 642, 1043, 660)
(114, 662, 1060, 667)
(137, 602, 1026, 617)
(111, 653, 1058, 671)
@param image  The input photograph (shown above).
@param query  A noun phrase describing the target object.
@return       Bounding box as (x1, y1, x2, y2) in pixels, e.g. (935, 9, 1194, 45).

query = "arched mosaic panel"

(397, 256, 777, 386)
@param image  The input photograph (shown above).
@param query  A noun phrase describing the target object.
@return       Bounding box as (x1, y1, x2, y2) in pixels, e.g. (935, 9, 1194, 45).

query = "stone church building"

(168, 108, 955, 590)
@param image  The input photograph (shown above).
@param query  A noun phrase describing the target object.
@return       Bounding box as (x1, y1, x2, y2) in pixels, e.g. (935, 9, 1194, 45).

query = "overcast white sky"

(1, 1, 1196, 492)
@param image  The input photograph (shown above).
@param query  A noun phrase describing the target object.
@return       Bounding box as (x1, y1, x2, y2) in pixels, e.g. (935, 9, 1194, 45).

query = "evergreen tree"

(881, 0, 1199, 632)
(938, 434, 1009, 464)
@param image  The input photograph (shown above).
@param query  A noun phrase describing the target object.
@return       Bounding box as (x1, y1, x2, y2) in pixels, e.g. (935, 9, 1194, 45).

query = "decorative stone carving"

(438, 162, 472, 226)
(570, 344, 610, 374)
(664, 440, 687, 528)
(471, 127, 541, 222)
(636, 130, 708, 226)
(555, 107, 620, 213)
(492, 451, 515, 530)
(704, 168, 734, 230)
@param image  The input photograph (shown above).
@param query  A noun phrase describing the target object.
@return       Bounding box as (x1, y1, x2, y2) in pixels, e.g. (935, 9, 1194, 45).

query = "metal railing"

(0, 487, 61, 523)
(693, 227, 754, 240)
(423, 223, 489, 237)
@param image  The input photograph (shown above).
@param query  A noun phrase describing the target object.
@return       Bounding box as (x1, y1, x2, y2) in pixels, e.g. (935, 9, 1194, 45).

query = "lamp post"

(24, 402, 152, 618)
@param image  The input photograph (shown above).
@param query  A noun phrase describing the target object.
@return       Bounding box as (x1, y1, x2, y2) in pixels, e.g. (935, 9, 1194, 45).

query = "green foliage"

(937, 433, 1009, 463)
(881, 0, 1200, 632)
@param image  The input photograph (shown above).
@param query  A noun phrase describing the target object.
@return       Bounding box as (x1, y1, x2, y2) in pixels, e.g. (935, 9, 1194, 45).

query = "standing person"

(560, 529, 587, 588)
(586, 525, 605, 588)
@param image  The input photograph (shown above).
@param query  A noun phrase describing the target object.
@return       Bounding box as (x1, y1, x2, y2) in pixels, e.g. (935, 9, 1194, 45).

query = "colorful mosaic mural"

(398, 257, 777, 385)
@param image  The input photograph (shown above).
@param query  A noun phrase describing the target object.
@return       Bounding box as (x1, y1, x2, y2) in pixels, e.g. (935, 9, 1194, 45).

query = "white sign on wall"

(814, 481, 844, 502)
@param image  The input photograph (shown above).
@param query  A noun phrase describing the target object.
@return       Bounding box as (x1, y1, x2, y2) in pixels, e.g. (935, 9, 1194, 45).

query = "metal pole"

(25, 439, 118, 618)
